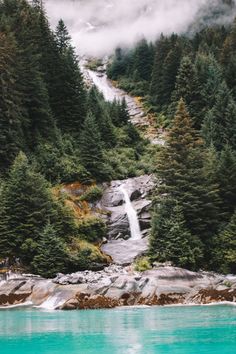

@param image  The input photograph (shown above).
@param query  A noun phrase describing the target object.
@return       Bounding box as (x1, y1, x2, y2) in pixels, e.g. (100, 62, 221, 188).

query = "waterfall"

(119, 185, 142, 240)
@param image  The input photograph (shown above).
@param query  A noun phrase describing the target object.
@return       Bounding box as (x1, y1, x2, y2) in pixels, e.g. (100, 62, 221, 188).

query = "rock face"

(1, 267, 235, 310)
(99, 175, 154, 239)
(101, 238, 149, 265)
(97, 175, 155, 264)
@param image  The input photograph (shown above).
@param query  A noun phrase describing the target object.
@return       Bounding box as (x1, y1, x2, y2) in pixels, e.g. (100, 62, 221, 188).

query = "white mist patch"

(45, 0, 236, 56)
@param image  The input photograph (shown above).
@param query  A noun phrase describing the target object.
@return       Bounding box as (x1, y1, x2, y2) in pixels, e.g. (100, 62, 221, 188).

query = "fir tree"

(80, 113, 108, 181)
(170, 56, 203, 128)
(217, 145, 236, 220)
(0, 31, 24, 172)
(211, 211, 236, 274)
(150, 201, 202, 269)
(157, 99, 220, 242)
(202, 81, 236, 150)
(2, 152, 60, 262)
(32, 223, 66, 278)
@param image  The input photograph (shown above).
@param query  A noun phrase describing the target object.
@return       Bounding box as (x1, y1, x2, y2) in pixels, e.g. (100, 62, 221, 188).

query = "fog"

(45, 0, 236, 56)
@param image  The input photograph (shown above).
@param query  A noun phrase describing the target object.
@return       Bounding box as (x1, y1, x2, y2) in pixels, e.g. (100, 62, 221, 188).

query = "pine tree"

(2, 152, 59, 262)
(149, 35, 171, 108)
(150, 201, 202, 269)
(212, 211, 236, 274)
(0, 31, 24, 172)
(32, 223, 66, 278)
(221, 18, 236, 99)
(53, 21, 87, 134)
(157, 99, 221, 242)
(87, 87, 116, 147)
(133, 39, 153, 81)
(80, 113, 108, 181)
(170, 56, 203, 128)
(202, 81, 236, 150)
(55, 19, 71, 53)
(0, 183, 13, 257)
(195, 53, 223, 111)
(217, 145, 236, 220)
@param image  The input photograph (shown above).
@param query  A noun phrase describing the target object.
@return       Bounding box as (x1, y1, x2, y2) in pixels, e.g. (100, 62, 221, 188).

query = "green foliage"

(34, 134, 89, 184)
(79, 185, 103, 203)
(211, 211, 236, 274)
(150, 200, 203, 269)
(67, 239, 109, 272)
(76, 217, 107, 244)
(32, 223, 67, 278)
(134, 257, 152, 272)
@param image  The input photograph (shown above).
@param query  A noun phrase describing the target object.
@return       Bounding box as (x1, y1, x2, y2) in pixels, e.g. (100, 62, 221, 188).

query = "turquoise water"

(0, 305, 236, 354)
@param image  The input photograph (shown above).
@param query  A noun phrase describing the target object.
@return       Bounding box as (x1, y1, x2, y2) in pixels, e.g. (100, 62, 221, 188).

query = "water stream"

(119, 185, 142, 240)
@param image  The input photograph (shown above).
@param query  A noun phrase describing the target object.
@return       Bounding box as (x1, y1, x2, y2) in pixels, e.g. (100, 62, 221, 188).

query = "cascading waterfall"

(119, 185, 142, 240)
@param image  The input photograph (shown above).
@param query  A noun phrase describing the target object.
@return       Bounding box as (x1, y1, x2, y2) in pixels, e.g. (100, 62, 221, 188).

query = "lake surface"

(0, 305, 236, 354)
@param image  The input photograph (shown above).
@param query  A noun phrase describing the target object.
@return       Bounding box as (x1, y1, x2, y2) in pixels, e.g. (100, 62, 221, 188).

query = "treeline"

(0, 0, 148, 276)
(108, 19, 236, 273)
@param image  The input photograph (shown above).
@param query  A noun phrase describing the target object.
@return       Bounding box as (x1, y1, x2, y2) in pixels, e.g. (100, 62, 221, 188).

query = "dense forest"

(0, 0, 150, 277)
(108, 15, 236, 274)
(0, 0, 235, 277)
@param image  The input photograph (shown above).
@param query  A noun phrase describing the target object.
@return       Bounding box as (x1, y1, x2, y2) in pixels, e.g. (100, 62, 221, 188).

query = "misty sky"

(45, 0, 236, 56)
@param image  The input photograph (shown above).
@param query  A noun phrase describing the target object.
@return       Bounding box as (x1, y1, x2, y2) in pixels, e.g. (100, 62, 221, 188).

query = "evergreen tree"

(80, 113, 108, 181)
(202, 81, 236, 150)
(55, 19, 71, 53)
(87, 87, 116, 146)
(150, 201, 202, 269)
(54, 21, 87, 134)
(0, 183, 13, 257)
(157, 99, 220, 242)
(150, 35, 171, 108)
(32, 223, 66, 278)
(211, 211, 236, 274)
(221, 18, 236, 99)
(133, 39, 153, 81)
(2, 152, 60, 261)
(217, 145, 236, 220)
(118, 98, 129, 126)
(170, 56, 203, 128)
(0, 31, 24, 172)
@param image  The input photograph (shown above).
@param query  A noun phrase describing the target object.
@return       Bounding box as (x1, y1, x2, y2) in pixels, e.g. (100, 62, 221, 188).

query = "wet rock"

(130, 190, 142, 201)
(108, 212, 130, 239)
(61, 298, 79, 310)
(1, 266, 236, 310)
(101, 238, 149, 265)
(99, 175, 155, 241)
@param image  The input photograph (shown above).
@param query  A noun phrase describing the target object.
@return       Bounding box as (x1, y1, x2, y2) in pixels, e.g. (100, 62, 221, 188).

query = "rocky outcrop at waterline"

(0, 266, 235, 310)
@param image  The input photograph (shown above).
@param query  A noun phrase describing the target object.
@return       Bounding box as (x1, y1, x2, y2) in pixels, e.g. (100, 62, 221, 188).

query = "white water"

(119, 185, 142, 240)
(37, 294, 66, 310)
(86, 69, 121, 102)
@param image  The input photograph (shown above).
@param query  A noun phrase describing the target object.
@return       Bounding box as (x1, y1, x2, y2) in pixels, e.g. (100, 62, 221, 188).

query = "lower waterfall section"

(119, 185, 142, 240)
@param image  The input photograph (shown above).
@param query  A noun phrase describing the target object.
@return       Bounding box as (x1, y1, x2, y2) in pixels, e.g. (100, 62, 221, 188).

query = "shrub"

(80, 185, 103, 203)
(134, 257, 152, 272)
(77, 216, 107, 244)
(67, 239, 110, 271)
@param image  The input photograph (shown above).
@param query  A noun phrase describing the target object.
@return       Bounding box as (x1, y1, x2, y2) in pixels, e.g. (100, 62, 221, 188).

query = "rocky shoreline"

(0, 266, 235, 310)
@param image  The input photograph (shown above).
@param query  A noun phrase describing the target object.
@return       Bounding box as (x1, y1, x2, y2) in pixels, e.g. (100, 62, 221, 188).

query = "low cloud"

(45, 0, 236, 56)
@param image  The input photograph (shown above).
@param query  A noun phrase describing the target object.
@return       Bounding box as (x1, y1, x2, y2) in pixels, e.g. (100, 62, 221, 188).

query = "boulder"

(101, 238, 149, 265)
